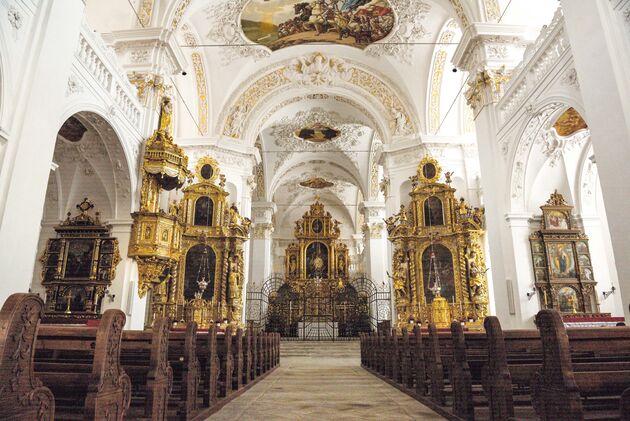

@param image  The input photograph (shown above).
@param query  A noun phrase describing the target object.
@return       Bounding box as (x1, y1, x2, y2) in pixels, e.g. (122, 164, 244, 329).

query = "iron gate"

(245, 274, 391, 341)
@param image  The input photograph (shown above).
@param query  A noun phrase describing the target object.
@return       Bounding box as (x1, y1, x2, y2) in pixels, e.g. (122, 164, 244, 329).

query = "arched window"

(184, 244, 216, 300)
(424, 196, 444, 226)
(194, 196, 213, 226)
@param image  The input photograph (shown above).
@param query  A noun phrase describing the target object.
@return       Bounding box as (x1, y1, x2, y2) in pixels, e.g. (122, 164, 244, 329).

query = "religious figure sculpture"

(229, 255, 241, 301)
(158, 96, 173, 134)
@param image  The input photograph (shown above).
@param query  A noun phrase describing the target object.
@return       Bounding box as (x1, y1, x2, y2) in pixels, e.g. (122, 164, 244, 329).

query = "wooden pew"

(121, 317, 173, 421)
(411, 325, 428, 396)
(196, 323, 219, 409)
(450, 322, 474, 421)
(426, 323, 446, 406)
(166, 322, 200, 421)
(0, 293, 55, 421)
(217, 326, 234, 398)
(34, 309, 131, 421)
(242, 326, 253, 385)
(256, 331, 265, 376)
(533, 309, 630, 421)
(232, 328, 244, 391)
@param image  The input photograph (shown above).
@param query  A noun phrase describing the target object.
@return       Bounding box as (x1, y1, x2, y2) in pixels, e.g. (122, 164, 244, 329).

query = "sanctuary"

(1, 0, 630, 420)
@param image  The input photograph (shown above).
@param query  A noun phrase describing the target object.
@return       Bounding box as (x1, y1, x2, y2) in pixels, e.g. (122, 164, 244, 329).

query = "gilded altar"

(129, 97, 250, 329)
(385, 156, 488, 329)
(529, 191, 599, 315)
(284, 200, 349, 293)
(39, 198, 120, 320)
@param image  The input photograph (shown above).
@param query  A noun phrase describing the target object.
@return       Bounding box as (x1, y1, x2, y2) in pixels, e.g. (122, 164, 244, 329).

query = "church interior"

(1, 0, 630, 420)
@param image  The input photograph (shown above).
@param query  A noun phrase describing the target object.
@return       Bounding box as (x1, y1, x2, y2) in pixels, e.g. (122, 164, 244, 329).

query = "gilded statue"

(229, 203, 240, 225)
(392, 251, 409, 301)
(158, 96, 173, 134)
(466, 248, 484, 300)
(228, 255, 241, 301)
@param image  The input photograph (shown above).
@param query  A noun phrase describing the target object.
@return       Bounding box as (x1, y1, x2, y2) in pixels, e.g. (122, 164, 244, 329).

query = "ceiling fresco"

(241, 0, 396, 51)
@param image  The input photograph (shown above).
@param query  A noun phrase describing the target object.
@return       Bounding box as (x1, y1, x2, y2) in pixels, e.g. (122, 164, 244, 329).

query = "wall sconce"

(104, 289, 116, 303)
(602, 285, 616, 300)
(526, 287, 537, 300)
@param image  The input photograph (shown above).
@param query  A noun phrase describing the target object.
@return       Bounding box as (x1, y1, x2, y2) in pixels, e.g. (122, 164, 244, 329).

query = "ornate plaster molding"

(218, 53, 418, 140)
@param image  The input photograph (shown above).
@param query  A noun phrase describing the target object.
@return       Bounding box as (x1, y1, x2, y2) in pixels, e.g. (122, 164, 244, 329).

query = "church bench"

(231, 328, 244, 391)
(532, 310, 630, 421)
(0, 293, 55, 421)
(216, 327, 234, 398)
(256, 331, 267, 376)
(242, 326, 253, 385)
(34, 309, 131, 421)
(120, 317, 173, 421)
(166, 322, 200, 421)
(195, 324, 219, 409)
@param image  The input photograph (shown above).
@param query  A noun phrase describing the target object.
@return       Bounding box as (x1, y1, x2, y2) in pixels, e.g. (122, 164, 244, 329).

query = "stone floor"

(208, 341, 444, 420)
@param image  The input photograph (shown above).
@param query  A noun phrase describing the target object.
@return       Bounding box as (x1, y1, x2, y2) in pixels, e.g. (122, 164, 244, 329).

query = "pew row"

(361, 311, 630, 421)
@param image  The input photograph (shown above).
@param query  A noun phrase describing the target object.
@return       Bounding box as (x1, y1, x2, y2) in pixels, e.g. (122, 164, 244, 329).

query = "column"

(249, 202, 276, 290)
(560, 0, 630, 321)
(453, 24, 531, 327)
(360, 201, 388, 285)
(0, 0, 85, 305)
(104, 221, 147, 330)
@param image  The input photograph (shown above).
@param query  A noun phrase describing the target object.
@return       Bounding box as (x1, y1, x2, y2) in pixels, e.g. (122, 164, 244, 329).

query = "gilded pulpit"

(386, 156, 488, 329)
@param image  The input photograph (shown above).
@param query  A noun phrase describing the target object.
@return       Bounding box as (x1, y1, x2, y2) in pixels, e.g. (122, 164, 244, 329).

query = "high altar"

(128, 97, 250, 328)
(285, 200, 349, 291)
(385, 156, 488, 329)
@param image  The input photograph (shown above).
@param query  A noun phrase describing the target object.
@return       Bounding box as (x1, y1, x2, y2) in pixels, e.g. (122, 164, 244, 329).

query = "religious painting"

(535, 269, 546, 281)
(544, 210, 569, 230)
(547, 243, 577, 279)
(531, 242, 544, 254)
(241, 0, 395, 51)
(582, 267, 594, 281)
(184, 244, 216, 300)
(311, 218, 324, 233)
(300, 178, 335, 190)
(337, 254, 346, 277)
(54, 286, 92, 313)
(533, 254, 546, 268)
(306, 242, 328, 278)
(578, 254, 591, 267)
(422, 244, 455, 304)
(194, 196, 214, 226)
(576, 241, 588, 254)
(64, 239, 95, 278)
(423, 196, 444, 226)
(295, 123, 340, 143)
(557, 286, 579, 313)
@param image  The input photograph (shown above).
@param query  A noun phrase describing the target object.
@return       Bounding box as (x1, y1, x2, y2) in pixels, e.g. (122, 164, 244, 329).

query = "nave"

(209, 342, 443, 421)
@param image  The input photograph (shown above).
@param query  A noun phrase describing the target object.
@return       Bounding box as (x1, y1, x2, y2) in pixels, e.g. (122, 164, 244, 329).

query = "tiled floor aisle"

(208, 341, 444, 421)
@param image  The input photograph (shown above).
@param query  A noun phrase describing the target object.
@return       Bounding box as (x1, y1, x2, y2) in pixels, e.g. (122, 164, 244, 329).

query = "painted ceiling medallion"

(553, 107, 588, 137)
(295, 122, 341, 143)
(299, 177, 335, 189)
(241, 0, 395, 51)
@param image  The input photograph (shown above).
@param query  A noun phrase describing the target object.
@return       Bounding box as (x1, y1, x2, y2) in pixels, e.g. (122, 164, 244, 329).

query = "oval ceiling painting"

(241, 0, 396, 51)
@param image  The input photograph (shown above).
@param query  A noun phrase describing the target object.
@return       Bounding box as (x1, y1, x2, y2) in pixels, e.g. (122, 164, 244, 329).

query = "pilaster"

(249, 202, 276, 289)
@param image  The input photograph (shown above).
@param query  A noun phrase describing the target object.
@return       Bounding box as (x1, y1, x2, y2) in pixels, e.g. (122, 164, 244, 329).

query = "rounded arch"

(216, 53, 420, 143)
(56, 103, 137, 216)
(507, 97, 586, 212)
(43, 109, 134, 222)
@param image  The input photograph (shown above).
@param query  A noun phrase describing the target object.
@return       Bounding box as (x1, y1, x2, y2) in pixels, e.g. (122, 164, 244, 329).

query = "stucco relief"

(218, 54, 418, 139)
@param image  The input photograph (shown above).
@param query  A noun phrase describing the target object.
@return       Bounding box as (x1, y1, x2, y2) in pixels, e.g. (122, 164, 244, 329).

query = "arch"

(422, 244, 455, 303)
(42, 110, 134, 222)
(193, 196, 214, 226)
(507, 97, 586, 212)
(217, 53, 420, 143)
(56, 103, 137, 216)
(424, 196, 445, 226)
(184, 244, 216, 300)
